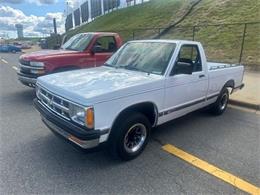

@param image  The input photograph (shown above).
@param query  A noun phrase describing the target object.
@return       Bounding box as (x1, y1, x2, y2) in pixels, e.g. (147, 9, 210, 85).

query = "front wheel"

(209, 88, 229, 115)
(109, 112, 151, 161)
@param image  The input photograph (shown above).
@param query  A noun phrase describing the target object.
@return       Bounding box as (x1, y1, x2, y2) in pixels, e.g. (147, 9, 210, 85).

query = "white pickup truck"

(34, 40, 244, 160)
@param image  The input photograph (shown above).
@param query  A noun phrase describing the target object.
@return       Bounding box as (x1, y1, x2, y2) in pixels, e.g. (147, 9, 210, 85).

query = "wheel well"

(224, 80, 235, 89)
(112, 102, 158, 129)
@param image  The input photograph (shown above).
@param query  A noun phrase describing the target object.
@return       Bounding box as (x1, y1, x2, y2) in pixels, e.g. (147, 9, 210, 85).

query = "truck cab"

(17, 32, 123, 87)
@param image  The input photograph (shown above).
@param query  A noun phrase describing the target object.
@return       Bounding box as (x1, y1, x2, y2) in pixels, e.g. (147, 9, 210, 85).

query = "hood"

(21, 49, 79, 61)
(37, 66, 163, 105)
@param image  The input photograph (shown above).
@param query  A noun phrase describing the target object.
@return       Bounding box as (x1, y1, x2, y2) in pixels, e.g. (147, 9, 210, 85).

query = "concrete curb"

(229, 99, 260, 111)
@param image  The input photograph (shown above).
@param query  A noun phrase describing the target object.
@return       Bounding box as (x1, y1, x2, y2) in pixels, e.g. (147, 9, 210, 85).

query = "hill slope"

(64, 0, 259, 66)
(66, 0, 192, 40)
(160, 0, 260, 65)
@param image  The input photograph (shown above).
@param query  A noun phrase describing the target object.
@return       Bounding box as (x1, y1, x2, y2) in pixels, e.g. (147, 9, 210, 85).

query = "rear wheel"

(109, 112, 151, 161)
(210, 88, 229, 115)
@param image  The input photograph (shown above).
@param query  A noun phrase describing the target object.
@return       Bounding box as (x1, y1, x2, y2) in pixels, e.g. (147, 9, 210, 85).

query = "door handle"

(199, 74, 205, 78)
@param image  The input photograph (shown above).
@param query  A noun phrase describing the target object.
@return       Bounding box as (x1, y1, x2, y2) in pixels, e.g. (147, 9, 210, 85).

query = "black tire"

(11, 50, 17, 53)
(210, 88, 229, 115)
(108, 112, 151, 161)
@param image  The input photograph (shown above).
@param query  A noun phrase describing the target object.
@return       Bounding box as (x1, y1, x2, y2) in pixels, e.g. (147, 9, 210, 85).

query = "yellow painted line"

(162, 144, 260, 195)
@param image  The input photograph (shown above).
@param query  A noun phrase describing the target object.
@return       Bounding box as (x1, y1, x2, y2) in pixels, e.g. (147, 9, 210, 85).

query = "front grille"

(19, 58, 31, 74)
(19, 59, 44, 75)
(19, 58, 30, 66)
(20, 66, 31, 74)
(37, 86, 70, 120)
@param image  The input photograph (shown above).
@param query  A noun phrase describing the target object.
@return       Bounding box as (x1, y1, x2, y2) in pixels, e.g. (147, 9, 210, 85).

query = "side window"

(171, 45, 202, 75)
(94, 36, 117, 53)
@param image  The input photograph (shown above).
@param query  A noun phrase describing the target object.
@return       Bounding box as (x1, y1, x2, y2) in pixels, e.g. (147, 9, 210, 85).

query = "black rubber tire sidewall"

(211, 88, 229, 115)
(109, 112, 151, 161)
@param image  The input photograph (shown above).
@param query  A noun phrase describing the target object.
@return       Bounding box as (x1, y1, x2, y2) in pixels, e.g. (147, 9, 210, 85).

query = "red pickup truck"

(17, 32, 123, 87)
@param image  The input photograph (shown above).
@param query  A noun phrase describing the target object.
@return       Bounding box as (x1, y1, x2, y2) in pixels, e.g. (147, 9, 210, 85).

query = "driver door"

(162, 44, 208, 122)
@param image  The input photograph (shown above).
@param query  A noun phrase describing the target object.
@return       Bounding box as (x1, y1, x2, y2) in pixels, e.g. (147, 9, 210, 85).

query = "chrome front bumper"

(18, 75, 37, 86)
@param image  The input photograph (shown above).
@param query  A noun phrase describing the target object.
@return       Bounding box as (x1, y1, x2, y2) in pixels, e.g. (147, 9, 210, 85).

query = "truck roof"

(80, 32, 119, 36)
(129, 39, 201, 45)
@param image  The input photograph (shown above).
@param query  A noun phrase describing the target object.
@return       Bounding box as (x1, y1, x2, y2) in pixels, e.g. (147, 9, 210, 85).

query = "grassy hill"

(160, 0, 260, 65)
(66, 0, 192, 40)
(64, 0, 259, 66)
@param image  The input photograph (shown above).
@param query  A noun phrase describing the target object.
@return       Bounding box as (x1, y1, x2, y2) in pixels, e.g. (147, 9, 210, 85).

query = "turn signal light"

(85, 107, 94, 129)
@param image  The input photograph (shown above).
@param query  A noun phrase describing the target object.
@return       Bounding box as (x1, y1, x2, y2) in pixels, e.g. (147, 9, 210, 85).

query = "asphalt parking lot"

(0, 52, 259, 194)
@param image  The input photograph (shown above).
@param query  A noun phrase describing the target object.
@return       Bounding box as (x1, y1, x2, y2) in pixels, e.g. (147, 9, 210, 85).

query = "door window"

(94, 36, 117, 53)
(172, 44, 202, 75)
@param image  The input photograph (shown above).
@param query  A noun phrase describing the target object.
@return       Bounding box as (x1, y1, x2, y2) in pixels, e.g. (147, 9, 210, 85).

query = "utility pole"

(101, 0, 104, 15)
(53, 18, 57, 34)
(66, 1, 69, 16)
(88, 0, 92, 21)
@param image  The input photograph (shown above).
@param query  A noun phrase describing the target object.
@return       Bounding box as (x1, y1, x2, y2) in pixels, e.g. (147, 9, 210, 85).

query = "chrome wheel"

(220, 93, 228, 110)
(123, 123, 147, 153)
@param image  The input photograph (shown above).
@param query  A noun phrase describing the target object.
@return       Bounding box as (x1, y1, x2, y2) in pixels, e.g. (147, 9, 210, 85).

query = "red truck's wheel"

(109, 112, 151, 161)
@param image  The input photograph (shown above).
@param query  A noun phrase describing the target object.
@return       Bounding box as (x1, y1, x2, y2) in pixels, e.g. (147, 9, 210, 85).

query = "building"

(15, 24, 24, 39)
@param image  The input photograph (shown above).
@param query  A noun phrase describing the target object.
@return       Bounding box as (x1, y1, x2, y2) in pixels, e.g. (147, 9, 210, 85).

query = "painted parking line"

(1, 58, 8, 64)
(162, 144, 260, 195)
(12, 66, 18, 71)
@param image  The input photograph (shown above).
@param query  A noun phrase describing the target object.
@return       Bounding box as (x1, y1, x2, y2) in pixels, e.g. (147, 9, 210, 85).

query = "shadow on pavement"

(151, 110, 211, 139)
(1, 88, 36, 105)
(3, 132, 123, 174)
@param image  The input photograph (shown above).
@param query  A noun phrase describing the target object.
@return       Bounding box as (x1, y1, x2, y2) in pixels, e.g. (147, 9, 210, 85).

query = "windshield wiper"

(112, 64, 150, 74)
(65, 47, 78, 51)
(104, 63, 114, 67)
(123, 65, 149, 74)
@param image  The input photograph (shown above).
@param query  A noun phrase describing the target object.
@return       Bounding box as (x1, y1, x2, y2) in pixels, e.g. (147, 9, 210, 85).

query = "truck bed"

(207, 62, 242, 71)
(207, 62, 244, 95)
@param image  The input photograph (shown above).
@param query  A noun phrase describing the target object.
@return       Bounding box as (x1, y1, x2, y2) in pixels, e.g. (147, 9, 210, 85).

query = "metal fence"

(65, 0, 149, 31)
(109, 22, 260, 66)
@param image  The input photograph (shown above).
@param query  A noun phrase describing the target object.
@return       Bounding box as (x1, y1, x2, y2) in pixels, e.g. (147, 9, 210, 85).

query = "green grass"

(163, 0, 260, 65)
(62, 0, 259, 65)
(179, 0, 259, 25)
(66, 0, 192, 40)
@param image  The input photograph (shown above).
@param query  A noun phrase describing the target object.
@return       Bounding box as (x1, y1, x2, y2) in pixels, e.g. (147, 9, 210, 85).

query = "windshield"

(105, 42, 176, 75)
(61, 33, 93, 51)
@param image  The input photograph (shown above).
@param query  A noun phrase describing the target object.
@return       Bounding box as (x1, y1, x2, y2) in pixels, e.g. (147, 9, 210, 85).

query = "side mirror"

(172, 61, 193, 76)
(91, 45, 103, 53)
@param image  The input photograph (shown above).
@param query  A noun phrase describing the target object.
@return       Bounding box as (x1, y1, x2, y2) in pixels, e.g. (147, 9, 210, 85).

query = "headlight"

(30, 61, 44, 67)
(69, 104, 94, 129)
